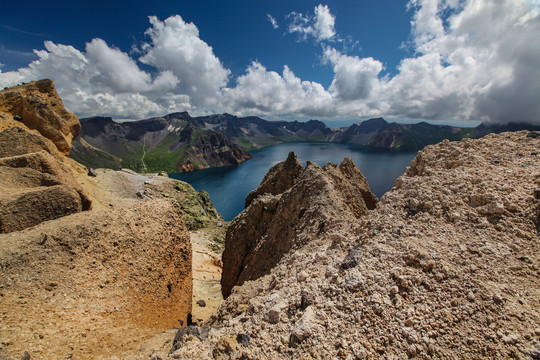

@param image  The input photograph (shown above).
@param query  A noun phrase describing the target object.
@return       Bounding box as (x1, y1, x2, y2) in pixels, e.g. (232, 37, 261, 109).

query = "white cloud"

(0, 1, 539, 125)
(139, 15, 230, 104)
(220, 62, 334, 117)
(0, 39, 180, 119)
(323, 48, 383, 101)
(314, 5, 336, 41)
(287, 4, 336, 42)
(0, 15, 229, 119)
(382, 0, 540, 124)
(267, 14, 279, 29)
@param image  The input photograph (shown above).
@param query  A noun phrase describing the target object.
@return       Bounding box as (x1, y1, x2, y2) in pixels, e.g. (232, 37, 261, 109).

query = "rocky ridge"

(222, 152, 378, 298)
(71, 111, 540, 174)
(70, 114, 253, 173)
(165, 131, 539, 359)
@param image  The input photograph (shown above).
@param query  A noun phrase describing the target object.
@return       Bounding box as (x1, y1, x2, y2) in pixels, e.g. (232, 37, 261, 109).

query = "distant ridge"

(70, 112, 540, 172)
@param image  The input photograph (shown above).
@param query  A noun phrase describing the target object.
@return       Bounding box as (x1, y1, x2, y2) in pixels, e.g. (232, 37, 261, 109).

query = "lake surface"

(170, 142, 416, 221)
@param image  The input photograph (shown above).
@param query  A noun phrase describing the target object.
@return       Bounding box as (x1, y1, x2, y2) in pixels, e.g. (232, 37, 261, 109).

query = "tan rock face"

(0, 126, 61, 158)
(0, 80, 197, 360)
(0, 200, 192, 360)
(221, 153, 378, 298)
(0, 150, 92, 233)
(0, 79, 80, 155)
(244, 151, 304, 208)
(0, 81, 92, 233)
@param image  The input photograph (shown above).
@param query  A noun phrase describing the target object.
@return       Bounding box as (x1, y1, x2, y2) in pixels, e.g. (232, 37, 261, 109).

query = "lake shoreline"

(170, 142, 416, 221)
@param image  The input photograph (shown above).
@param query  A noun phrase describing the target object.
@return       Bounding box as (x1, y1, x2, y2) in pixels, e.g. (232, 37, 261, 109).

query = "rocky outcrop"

(0, 81, 91, 233)
(0, 150, 93, 231)
(221, 153, 378, 298)
(244, 152, 304, 208)
(181, 129, 253, 171)
(0, 80, 196, 360)
(168, 131, 539, 360)
(0, 79, 80, 155)
(0, 126, 61, 158)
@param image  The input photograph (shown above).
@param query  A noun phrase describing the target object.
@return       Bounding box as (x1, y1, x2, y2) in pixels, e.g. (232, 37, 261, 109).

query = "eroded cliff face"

(0, 81, 91, 233)
(168, 131, 539, 360)
(0, 80, 194, 360)
(221, 152, 378, 298)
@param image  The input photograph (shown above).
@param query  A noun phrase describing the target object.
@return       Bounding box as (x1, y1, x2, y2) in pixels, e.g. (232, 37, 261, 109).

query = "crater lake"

(170, 142, 416, 221)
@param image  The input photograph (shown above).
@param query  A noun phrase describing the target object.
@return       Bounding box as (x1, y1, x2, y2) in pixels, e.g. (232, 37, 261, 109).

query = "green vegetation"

(143, 132, 188, 172)
(237, 137, 258, 151)
(172, 181, 222, 230)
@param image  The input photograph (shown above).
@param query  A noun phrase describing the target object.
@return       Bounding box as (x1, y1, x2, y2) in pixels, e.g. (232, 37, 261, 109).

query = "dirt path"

(190, 227, 225, 324)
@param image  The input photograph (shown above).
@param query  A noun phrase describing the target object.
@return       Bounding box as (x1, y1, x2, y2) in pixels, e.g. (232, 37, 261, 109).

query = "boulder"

(0, 151, 92, 233)
(0, 200, 192, 359)
(221, 153, 378, 298)
(0, 150, 83, 189)
(0, 79, 80, 155)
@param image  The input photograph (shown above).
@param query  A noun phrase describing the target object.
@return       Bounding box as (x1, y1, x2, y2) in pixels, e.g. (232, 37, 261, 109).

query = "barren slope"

(167, 131, 539, 359)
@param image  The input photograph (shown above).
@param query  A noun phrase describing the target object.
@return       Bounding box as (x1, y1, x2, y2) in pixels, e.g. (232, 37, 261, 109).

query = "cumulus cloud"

(0, 15, 228, 119)
(287, 4, 336, 42)
(267, 14, 279, 29)
(139, 16, 230, 104)
(323, 48, 383, 101)
(220, 62, 334, 117)
(384, 0, 540, 124)
(0, 1, 539, 125)
(0, 40, 180, 118)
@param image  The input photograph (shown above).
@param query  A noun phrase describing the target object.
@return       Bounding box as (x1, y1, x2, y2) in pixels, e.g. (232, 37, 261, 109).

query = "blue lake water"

(170, 142, 416, 221)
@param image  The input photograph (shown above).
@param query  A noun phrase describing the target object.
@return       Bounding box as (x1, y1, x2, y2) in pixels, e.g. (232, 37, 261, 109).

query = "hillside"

(162, 131, 539, 359)
(71, 112, 539, 173)
(70, 113, 253, 172)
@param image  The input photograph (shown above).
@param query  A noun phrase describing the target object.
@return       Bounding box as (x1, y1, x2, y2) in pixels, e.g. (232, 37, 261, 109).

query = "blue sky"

(1, 0, 539, 125)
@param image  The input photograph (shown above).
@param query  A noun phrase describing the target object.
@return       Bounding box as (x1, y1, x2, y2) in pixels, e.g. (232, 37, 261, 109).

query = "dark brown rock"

(180, 129, 253, 171)
(221, 154, 377, 298)
(244, 152, 303, 208)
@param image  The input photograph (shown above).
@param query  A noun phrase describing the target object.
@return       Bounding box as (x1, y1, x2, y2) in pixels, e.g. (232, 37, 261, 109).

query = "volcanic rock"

(244, 151, 303, 208)
(0, 126, 61, 158)
(0, 184, 86, 233)
(169, 131, 539, 360)
(0, 81, 92, 233)
(221, 153, 378, 298)
(0, 200, 192, 359)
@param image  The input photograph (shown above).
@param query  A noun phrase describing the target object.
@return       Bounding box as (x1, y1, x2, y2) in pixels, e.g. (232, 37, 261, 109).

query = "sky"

(0, 0, 539, 125)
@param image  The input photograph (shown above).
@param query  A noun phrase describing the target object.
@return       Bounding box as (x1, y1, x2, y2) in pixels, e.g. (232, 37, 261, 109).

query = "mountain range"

(70, 112, 539, 172)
